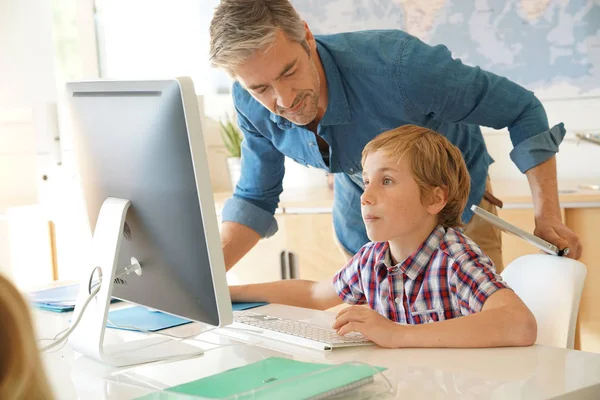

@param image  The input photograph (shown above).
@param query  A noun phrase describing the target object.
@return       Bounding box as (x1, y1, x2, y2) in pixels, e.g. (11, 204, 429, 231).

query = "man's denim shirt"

(222, 30, 565, 255)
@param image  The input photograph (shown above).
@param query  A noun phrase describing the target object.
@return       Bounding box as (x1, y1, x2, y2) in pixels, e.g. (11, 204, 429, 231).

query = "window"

(94, 0, 232, 94)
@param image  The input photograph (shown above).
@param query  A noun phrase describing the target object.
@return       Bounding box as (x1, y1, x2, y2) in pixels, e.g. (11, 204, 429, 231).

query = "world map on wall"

(293, 0, 600, 99)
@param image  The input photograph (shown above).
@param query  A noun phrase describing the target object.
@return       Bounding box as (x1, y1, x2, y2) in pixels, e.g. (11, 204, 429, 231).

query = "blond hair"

(362, 125, 470, 228)
(0, 275, 55, 400)
(209, 0, 309, 75)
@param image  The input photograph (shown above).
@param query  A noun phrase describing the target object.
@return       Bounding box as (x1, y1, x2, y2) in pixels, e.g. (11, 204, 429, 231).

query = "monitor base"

(69, 198, 202, 367)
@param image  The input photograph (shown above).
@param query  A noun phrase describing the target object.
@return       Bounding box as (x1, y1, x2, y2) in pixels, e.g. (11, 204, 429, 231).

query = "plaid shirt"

(333, 226, 509, 324)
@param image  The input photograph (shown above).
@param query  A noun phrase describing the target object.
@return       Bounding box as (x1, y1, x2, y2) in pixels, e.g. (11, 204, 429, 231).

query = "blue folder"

(107, 306, 192, 332)
(106, 302, 268, 332)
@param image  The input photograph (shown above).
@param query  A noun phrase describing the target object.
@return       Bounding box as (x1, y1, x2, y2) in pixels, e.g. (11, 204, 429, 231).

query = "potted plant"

(219, 113, 243, 190)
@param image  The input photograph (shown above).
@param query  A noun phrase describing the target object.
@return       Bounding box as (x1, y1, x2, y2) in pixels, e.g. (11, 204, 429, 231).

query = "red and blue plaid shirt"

(333, 226, 509, 324)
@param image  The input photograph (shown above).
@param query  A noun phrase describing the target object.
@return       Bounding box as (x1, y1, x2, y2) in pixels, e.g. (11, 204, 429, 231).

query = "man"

(209, 0, 582, 272)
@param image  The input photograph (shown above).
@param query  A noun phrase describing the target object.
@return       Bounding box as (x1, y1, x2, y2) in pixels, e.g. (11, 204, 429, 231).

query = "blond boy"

(230, 125, 537, 348)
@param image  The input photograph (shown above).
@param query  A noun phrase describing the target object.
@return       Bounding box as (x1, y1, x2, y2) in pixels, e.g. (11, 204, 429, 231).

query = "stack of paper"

(29, 284, 82, 312)
(29, 282, 267, 318)
(28, 284, 119, 312)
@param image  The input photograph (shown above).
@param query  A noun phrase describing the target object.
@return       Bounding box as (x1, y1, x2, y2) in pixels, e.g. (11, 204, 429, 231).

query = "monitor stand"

(69, 197, 204, 367)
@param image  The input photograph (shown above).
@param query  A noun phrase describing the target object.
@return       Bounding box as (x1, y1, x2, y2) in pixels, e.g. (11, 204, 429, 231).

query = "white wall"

(97, 0, 230, 94)
(0, 0, 59, 281)
(0, 1, 57, 109)
(485, 96, 600, 182)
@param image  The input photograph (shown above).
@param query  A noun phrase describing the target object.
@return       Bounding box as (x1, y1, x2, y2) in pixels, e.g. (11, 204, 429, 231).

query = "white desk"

(36, 304, 600, 399)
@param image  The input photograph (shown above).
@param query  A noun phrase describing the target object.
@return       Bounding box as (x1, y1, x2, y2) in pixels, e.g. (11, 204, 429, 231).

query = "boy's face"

(360, 151, 440, 242)
(233, 27, 321, 126)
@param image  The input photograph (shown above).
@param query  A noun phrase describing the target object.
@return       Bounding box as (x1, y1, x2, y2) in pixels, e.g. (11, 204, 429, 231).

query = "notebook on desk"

(137, 357, 385, 400)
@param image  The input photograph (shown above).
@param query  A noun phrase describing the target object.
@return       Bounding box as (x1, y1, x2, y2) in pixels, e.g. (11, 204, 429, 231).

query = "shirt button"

(349, 168, 354, 173)
(308, 142, 314, 146)
(395, 297, 401, 304)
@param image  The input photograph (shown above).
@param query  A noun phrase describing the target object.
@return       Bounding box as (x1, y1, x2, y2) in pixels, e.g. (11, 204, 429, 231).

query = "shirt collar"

(269, 111, 292, 129)
(268, 38, 351, 128)
(315, 39, 351, 126)
(376, 226, 446, 280)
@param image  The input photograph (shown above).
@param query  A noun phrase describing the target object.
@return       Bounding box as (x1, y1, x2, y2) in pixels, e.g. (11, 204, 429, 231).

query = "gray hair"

(209, 0, 309, 75)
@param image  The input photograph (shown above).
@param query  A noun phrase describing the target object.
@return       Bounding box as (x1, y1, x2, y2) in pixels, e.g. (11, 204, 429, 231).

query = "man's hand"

(534, 215, 582, 259)
(332, 306, 401, 348)
(524, 156, 583, 260)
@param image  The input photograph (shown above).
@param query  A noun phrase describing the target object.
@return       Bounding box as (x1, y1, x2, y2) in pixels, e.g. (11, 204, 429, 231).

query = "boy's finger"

(332, 311, 363, 329)
(337, 322, 361, 336)
(332, 313, 352, 329)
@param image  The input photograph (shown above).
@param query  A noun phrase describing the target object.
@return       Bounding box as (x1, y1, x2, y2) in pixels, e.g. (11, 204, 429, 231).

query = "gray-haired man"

(209, 0, 582, 273)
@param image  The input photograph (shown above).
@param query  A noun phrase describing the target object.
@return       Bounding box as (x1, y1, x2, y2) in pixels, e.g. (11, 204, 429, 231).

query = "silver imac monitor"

(65, 77, 232, 366)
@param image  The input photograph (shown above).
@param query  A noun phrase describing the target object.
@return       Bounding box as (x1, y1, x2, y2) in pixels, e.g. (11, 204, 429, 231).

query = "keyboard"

(231, 310, 373, 351)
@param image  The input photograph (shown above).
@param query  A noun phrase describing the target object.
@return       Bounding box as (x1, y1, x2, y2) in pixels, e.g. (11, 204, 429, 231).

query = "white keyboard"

(231, 310, 373, 351)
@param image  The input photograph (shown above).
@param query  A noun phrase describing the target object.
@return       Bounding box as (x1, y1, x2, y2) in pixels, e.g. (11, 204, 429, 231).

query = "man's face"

(233, 29, 320, 126)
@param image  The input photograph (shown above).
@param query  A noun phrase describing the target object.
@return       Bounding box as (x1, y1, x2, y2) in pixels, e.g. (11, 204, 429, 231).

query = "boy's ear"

(426, 186, 448, 216)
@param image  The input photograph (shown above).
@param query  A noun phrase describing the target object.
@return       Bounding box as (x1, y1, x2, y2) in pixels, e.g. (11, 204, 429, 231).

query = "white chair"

(501, 254, 587, 349)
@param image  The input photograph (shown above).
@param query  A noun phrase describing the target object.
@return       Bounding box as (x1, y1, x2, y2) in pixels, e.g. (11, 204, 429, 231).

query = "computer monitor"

(65, 77, 232, 366)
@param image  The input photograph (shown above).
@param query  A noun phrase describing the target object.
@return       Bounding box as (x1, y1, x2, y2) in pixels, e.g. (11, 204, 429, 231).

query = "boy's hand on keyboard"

(332, 306, 397, 348)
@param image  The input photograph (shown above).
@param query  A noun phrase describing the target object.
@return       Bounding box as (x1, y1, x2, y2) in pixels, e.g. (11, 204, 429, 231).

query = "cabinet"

(564, 208, 600, 352)
(282, 213, 347, 282)
(224, 213, 346, 285)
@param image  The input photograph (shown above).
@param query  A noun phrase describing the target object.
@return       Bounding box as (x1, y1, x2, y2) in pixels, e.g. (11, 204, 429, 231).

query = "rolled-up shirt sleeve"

(509, 123, 566, 173)
(397, 35, 565, 173)
(450, 253, 510, 315)
(220, 106, 284, 238)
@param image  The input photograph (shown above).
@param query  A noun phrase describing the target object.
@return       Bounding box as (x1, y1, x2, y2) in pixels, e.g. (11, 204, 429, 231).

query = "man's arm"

(397, 35, 581, 258)
(221, 221, 260, 271)
(221, 96, 286, 270)
(230, 278, 343, 310)
(526, 157, 582, 259)
(333, 289, 537, 348)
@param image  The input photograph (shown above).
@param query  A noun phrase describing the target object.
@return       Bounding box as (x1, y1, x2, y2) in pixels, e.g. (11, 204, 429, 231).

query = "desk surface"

(37, 304, 600, 400)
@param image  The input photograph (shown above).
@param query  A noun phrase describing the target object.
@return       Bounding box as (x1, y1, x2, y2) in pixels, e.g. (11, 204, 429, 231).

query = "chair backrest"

(501, 254, 587, 349)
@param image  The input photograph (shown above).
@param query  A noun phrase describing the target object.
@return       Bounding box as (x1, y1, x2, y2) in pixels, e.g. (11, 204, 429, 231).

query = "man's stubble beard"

(284, 61, 321, 126)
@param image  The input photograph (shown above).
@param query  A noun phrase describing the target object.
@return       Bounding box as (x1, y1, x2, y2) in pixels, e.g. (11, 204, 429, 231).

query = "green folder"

(138, 357, 385, 400)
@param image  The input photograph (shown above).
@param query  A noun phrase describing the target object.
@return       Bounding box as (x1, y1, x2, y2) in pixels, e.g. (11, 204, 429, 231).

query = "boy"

(230, 125, 537, 349)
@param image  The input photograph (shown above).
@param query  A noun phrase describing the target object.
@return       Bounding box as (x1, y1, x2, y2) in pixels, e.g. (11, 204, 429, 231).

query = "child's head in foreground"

(0, 274, 54, 400)
(360, 124, 471, 243)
